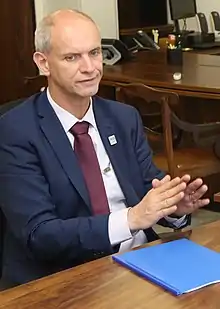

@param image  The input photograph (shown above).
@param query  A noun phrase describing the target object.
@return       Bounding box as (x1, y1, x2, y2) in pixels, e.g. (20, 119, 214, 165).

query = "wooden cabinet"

(0, 0, 37, 104)
(118, 0, 173, 37)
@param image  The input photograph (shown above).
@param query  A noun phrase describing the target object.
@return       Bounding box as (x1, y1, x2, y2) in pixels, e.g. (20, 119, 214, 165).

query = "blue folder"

(112, 238, 220, 296)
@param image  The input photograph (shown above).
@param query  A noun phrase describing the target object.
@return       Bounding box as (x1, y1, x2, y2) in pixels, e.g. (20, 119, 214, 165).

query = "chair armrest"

(171, 113, 220, 134)
(214, 192, 220, 203)
(171, 113, 220, 147)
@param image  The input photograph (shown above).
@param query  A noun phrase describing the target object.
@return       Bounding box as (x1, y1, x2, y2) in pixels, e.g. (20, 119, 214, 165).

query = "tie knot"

(70, 121, 89, 136)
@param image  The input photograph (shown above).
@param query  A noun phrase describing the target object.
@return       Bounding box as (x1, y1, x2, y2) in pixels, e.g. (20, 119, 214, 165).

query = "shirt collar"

(47, 88, 97, 133)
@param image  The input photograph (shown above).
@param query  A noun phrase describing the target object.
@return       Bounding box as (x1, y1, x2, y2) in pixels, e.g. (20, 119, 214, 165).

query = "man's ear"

(33, 52, 50, 76)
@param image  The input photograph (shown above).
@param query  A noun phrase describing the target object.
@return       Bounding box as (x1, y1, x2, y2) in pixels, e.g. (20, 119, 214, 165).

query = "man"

(0, 9, 209, 288)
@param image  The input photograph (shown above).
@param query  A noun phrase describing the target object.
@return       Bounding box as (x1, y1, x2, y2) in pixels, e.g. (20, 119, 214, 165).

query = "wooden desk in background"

(26, 48, 220, 100)
(24, 49, 220, 125)
(26, 48, 220, 101)
(102, 49, 220, 100)
(1, 221, 220, 309)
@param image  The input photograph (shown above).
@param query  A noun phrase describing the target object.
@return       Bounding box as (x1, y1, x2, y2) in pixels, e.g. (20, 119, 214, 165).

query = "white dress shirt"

(47, 89, 186, 253)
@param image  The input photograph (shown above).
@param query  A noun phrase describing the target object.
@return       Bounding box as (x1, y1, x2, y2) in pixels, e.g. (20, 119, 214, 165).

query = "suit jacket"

(0, 91, 171, 286)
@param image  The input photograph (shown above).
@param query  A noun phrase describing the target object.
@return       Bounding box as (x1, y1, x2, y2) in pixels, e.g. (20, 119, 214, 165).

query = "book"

(112, 238, 220, 296)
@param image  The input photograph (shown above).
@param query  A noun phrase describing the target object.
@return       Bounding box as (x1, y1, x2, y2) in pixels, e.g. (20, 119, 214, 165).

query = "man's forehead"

(58, 45, 101, 55)
(50, 32, 100, 53)
(50, 20, 100, 50)
(51, 17, 99, 37)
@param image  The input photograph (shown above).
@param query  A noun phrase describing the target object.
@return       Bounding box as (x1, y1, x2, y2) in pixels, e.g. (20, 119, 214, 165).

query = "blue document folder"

(112, 238, 220, 296)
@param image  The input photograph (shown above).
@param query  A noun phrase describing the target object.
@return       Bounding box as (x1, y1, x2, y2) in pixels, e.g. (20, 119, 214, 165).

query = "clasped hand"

(128, 174, 209, 231)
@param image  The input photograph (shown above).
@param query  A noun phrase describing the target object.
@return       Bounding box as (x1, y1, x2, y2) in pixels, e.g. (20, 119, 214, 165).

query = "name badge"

(108, 135, 117, 146)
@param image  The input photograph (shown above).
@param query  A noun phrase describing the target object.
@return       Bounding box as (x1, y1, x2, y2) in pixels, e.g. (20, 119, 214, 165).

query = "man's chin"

(77, 86, 99, 98)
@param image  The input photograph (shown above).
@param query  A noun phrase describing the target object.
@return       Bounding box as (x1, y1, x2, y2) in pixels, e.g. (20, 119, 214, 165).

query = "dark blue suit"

(0, 91, 165, 286)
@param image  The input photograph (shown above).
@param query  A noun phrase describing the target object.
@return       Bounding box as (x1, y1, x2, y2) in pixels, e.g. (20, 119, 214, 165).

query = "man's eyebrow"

(89, 46, 102, 52)
(61, 47, 101, 55)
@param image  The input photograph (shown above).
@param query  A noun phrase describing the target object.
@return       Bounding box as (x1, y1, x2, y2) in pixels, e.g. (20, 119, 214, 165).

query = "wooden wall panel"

(0, 0, 37, 104)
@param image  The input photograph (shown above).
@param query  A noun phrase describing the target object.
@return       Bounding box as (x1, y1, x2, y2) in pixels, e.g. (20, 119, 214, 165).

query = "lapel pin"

(108, 135, 117, 146)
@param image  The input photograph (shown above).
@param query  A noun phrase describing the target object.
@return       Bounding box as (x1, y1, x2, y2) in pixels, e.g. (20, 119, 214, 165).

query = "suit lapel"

(93, 97, 139, 207)
(36, 92, 91, 212)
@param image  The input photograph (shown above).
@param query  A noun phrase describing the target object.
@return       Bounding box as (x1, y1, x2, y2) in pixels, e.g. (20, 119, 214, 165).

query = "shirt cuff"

(165, 215, 187, 229)
(108, 208, 133, 246)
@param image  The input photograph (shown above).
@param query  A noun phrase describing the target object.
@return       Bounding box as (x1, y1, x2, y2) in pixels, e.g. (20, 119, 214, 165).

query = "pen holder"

(167, 48, 183, 66)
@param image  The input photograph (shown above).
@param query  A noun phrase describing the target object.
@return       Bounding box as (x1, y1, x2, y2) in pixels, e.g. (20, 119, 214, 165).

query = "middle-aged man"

(0, 9, 209, 288)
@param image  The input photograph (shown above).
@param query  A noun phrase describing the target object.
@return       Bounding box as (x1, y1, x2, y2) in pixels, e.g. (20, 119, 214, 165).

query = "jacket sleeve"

(131, 107, 165, 190)
(0, 120, 113, 263)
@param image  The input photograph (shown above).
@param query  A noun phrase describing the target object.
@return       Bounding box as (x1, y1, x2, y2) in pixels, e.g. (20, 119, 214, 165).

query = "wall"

(34, 0, 80, 25)
(34, 0, 119, 38)
(80, 0, 119, 39)
(167, 0, 220, 32)
(35, 0, 220, 37)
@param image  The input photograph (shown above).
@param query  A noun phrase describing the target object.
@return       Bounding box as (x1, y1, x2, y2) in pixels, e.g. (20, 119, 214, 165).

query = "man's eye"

(90, 49, 101, 57)
(65, 55, 77, 61)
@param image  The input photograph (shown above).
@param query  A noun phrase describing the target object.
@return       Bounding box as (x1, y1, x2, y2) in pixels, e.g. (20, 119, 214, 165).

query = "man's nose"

(80, 55, 95, 73)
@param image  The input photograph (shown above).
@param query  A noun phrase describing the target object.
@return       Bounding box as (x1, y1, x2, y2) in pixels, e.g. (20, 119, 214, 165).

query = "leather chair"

(0, 209, 5, 280)
(116, 83, 220, 195)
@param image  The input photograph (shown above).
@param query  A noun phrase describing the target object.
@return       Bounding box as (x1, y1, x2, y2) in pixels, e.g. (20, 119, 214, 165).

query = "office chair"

(197, 12, 209, 34)
(211, 11, 220, 39)
(116, 83, 220, 182)
(211, 11, 220, 31)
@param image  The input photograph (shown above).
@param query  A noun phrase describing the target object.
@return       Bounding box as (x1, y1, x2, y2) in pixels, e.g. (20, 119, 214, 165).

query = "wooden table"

(1, 220, 220, 309)
(25, 48, 220, 101)
(102, 49, 220, 99)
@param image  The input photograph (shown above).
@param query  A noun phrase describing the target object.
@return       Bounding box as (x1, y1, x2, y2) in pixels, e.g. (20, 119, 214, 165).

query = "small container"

(167, 48, 183, 66)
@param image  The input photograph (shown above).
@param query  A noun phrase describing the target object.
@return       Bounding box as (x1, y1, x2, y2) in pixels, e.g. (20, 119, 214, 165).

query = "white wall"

(34, 0, 119, 38)
(34, 0, 81, 25)
(35, 0, 219, 38)
(80, 0, 119, 39)
(167, 0, 220, 32)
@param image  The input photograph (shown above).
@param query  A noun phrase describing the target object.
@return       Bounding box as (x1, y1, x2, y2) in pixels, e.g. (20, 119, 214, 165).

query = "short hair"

(34, 9, 96, 53)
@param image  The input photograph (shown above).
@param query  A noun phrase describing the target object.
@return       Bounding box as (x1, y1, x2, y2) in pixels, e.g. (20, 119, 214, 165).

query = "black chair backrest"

(0, 99, 24, 117)
(0, 98, 24, 278)
(0, 209, 5, 278)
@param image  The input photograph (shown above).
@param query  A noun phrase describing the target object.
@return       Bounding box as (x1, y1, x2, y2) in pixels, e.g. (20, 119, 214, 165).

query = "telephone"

(101, 38, 134, 65)
(101, 31, 160, 66)
(134, 30, 160, 50)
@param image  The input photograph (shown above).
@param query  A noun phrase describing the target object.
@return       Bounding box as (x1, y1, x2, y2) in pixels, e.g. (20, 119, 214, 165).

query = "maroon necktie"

(70, 121, 109, 215)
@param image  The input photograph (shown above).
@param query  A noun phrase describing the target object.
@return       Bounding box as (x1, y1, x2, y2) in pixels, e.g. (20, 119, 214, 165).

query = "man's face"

(43, 18, 103, 98)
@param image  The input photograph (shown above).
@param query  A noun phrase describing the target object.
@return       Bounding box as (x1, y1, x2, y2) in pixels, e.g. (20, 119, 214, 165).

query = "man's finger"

(187, 198, 210, 212)
(184, 178, 204, 195)
(193, 198, 210, 209)
(158, 205, 178, 219)
(180, 174, 191, 184)
(152, 175, 171, 188)
(160, 182, 186, 202)
(156, 176, 182, 194)
(160, 191, 185, 210)
(190, 185, 208, 202)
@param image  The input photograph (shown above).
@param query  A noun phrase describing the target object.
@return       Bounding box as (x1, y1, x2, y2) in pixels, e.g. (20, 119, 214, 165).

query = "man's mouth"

(79, 76, 97, 83)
